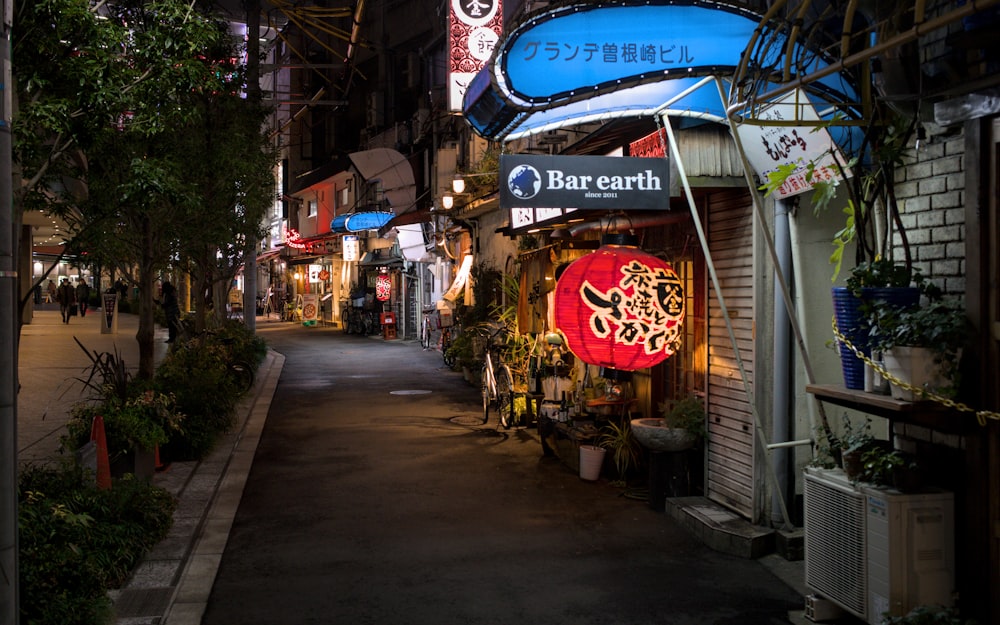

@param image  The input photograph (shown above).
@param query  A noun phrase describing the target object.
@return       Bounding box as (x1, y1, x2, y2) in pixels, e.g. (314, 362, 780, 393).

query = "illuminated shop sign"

(499, 2, 761, 104)
(500, 154, 670, 230)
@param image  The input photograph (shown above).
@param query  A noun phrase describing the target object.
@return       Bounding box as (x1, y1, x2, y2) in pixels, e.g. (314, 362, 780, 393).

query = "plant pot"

(832, 287, 920, 390)
(578, 445, 606, 481)
(841, 449, 864, 480)
(109, 447, 156, 480)
(882, 346, 956, 401)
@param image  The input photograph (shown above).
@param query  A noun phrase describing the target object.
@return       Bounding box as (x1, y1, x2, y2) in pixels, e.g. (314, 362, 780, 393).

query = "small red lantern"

(375, 274, 391, 301)
(554, 235, 684, 371)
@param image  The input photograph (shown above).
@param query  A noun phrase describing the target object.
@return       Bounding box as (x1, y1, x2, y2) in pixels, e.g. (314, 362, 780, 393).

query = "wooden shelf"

(806, 384, 969, 434)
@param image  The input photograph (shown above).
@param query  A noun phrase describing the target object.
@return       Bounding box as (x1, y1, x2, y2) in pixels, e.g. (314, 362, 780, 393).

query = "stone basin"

(630, 418, 696, 452)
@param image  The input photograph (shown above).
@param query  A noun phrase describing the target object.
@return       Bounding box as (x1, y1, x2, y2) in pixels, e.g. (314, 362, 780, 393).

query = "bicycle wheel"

(441, 331, 455, 368)
(229, 360, 255, 395)
(481, 362, 492, 424)
(495, 364, 515, 429)
(341, 308, 352, 334)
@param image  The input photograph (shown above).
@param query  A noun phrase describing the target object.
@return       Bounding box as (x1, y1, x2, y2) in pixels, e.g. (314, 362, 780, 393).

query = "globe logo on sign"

(507, 164, 542, 200)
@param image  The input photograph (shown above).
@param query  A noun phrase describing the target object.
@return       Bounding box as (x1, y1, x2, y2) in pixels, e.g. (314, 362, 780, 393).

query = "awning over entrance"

(348, 148, 417, 215)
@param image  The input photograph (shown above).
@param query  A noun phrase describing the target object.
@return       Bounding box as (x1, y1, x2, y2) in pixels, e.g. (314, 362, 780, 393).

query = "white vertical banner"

(735, 89, 852, 199)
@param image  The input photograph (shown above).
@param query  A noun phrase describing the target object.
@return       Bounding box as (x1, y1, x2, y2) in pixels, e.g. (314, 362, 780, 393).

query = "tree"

(13, 0, 273, 378)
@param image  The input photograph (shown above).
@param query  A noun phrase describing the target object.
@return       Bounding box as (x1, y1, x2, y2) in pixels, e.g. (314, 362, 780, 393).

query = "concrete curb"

(111, 349, 285, 625)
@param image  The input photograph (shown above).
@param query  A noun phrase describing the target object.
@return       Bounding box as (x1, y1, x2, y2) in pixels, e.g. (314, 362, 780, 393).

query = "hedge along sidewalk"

(110, 348, 284, 625)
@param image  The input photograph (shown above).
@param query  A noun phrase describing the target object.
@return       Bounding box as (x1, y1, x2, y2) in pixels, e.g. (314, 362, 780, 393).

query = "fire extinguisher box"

(380, 312, 395, 325)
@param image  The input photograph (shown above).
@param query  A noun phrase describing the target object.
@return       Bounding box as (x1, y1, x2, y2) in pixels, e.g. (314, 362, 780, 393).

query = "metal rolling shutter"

(705, 188, 755, 517)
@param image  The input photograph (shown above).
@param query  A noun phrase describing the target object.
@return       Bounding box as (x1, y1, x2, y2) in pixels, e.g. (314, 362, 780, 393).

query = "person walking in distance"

(160, 281, 181, 343)
(46, 279, 57, 303)
(76, 279, 92, 317)
(56, 278, 76, 324)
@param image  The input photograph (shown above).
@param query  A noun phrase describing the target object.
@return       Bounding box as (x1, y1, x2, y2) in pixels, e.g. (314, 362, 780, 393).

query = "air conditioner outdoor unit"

(804, 467, 955, 624)
(804, 468, 867, 620)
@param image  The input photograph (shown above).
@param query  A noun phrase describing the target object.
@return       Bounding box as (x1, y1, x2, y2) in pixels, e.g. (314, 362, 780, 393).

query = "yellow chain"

(831, 316, 1000, 426)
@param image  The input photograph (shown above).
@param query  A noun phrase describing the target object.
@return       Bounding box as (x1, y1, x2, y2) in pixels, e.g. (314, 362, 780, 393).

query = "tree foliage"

(13, 0, 277, 376)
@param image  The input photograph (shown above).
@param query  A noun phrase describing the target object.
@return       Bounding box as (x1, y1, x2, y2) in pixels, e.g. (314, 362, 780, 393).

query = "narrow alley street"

(199, 324, 804, 625)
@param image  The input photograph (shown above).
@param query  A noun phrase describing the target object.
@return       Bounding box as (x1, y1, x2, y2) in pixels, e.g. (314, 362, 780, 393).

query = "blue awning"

(330, 211, 395, 233)
(463, 0, 861, 145)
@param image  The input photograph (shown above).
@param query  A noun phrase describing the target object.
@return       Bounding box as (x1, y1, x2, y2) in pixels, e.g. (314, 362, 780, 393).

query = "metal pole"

(0, 0, 20, 620)
(243, 0, 260, 333)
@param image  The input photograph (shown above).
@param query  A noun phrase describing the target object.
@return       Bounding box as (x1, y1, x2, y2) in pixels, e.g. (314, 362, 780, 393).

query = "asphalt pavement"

(17, 306, 811, 625)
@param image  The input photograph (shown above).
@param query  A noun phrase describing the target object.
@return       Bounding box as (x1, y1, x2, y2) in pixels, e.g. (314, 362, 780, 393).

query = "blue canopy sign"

(501, 154, 670, 231)
(463, 0, 860, 143)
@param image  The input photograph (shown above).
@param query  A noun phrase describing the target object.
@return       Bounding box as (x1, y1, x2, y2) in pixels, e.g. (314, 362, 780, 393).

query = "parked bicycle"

(440, 325, 456, 368)
(420, 310, 436, 350)
(480, 326, 515, 429)
(341, 304, 376, 335)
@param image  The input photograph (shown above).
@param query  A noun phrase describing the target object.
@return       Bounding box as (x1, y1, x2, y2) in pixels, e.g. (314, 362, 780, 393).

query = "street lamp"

(441, 193, 455, 210)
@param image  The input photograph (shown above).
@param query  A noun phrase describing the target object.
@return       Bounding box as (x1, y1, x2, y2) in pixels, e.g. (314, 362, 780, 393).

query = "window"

(307, 200, 317, 217)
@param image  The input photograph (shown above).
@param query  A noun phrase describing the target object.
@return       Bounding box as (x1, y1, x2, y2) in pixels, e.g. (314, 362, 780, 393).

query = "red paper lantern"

(554, 239, 684, 371)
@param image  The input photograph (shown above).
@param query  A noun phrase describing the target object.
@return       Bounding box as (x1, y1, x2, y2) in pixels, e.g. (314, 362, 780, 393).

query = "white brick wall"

(890, 125, 966, 296)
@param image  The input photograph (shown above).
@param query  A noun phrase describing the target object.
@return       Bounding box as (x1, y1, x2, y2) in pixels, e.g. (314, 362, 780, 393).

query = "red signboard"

(554, 242, 684, 371)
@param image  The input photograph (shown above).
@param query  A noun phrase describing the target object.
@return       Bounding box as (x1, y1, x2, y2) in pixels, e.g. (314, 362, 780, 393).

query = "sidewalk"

(17, 307, 284, 625)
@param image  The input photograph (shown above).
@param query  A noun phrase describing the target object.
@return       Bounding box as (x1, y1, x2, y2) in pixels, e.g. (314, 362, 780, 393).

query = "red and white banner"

(448, 0, 502, 111)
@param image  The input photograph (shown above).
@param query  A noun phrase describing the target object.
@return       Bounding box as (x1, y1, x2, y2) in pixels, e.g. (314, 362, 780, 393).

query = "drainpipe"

(771, 199, 792, 527)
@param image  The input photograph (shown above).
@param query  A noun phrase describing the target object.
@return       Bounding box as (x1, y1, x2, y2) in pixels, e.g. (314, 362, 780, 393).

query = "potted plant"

(860, 446, 921, 492)
(761, 106, 924, 392)
(597, 419, 643, 484)
(832, 416, 876, 480)
(63, 390, 184, 478)
(866, 296, 970, 401)
(630, 395, 706, 452)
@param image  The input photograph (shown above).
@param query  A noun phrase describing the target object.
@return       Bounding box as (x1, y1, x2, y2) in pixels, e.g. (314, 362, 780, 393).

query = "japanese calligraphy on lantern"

(448, 0, 502, 111)
(735, 88, 852, 199)
(375, 274, 391, 301)
(555, 243, 684, 371)
(580, 260, 684, 356)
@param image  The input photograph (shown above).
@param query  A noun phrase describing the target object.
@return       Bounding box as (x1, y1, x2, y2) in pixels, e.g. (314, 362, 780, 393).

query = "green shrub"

(152, 319, 266, 460)
(19, 463, 176, 625)
(62, 390, 184, 461)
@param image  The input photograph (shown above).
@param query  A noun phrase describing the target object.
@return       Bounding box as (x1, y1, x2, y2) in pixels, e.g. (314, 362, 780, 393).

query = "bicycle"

(440, 326, 456, 368)
(480, 326, 515, 429)
(420, 311, 436, 349)
(340, 304, 370, 335)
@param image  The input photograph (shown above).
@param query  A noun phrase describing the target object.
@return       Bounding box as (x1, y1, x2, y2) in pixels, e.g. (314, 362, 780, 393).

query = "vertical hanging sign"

(448, 0, 502, 111)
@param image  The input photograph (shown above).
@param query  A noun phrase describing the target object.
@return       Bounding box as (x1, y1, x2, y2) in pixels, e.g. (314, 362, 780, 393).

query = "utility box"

(380, 312, 397, 340)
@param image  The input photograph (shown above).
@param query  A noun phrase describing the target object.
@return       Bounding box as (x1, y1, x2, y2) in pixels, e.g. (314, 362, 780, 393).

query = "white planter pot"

(882, 346, 955, 401)
(578, 445, 606, 481)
